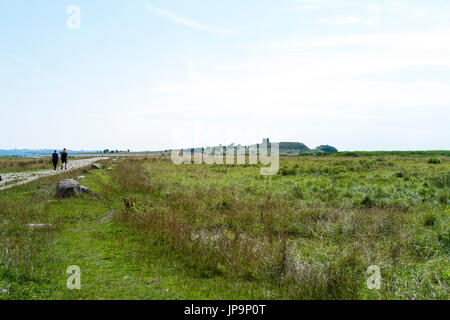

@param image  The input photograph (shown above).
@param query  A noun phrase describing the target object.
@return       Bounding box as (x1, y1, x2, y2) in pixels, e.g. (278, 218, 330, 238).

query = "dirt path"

(0, 157, 108, 191)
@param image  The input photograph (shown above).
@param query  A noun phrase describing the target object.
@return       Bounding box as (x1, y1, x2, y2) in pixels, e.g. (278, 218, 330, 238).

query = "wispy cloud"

(9, 54, 54, 79)
(317, 5, 382, 27)
(288, 0, 443, 24)
(318, 16, 371, 25)
(145, 4, 232, 35)
(318, 15, 380, 27)
(286, 0, 359, 12)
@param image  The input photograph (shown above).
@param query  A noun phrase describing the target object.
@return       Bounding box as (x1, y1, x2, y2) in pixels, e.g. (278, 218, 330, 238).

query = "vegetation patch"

(0, 155, 449, 299)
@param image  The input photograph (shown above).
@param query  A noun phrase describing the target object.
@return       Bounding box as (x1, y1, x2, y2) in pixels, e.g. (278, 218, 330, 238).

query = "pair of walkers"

(52, 148, 68, 171)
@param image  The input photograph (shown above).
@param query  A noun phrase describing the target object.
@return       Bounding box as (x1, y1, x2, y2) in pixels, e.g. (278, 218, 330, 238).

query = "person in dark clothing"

(61, 148, 68, 170)
(52, 150, 59, 171)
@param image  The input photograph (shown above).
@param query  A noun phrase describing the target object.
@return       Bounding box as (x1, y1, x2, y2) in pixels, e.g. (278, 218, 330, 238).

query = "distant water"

(0, 150, 100, 158)
(0, 150, 156, 158)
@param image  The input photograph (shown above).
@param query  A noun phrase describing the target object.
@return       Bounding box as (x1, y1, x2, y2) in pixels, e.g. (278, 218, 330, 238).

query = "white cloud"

(81, 18, 450, 149)
(318, 5, 382, 27)
(144, 4, 232, 35)
(288, 0, 447, 27)
(259, 27, 450, 61)
(137, 24, 450, 135)
(318, 15, 380, 27)
(318, 16, 368, 24)
(287, 0, 371, 12)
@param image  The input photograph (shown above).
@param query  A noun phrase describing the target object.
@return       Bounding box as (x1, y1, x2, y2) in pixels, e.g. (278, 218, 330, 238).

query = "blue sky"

(1, 0, 449, 151)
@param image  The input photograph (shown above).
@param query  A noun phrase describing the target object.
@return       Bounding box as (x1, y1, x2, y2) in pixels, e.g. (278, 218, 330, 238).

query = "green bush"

(361, 195, 376, 208)
(423, 213, 437, 227)
(280, 166, 296, 176)
(428, 158, 441, 164)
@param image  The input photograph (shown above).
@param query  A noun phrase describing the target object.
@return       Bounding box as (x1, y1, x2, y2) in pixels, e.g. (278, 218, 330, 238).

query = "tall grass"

(0, 158, 54, 173)
(113, 157, 449, 299)
(0, 200, 59, 298)
(1, 155, 448, 299)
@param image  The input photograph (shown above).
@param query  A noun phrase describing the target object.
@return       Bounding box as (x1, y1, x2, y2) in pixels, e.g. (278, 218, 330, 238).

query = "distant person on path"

(61, 148, 68, 170)
(52, 150, 59, 171)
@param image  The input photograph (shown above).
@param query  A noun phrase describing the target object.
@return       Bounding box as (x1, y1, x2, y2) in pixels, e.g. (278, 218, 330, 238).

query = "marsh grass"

(0, 198, 61, 298)
(0, 156, 93, 174)
(0, 157, 54, 173)
(111, 156, 449, 299)
(0, 155, 448, 299)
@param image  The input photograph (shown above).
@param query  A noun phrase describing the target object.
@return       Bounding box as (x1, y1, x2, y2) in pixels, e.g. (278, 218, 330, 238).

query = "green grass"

(0, 155, 449, 299)
(315, 151, 450, 157)
(0, 157, 51, 173)
(0, 156, 86, 173)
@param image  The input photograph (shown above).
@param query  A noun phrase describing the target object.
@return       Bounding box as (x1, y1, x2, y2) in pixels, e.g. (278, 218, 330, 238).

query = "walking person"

(61, 148, 68, 170)
(52, 150, 59, 171)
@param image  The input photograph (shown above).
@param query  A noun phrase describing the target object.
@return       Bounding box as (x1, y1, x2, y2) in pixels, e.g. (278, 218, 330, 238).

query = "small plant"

(292, 186, 303, 199)
(280, 166, 296, 176)
(423, 213, 437, 227)
(438, 230, 450, 255)
(216, 197, 232, 210)
(427, 157, 441, 164)
(361, 195, 376, 208)
(123, 197, 144, 214)
(438, 191, 449, 204)
(429, 174, 449, 189)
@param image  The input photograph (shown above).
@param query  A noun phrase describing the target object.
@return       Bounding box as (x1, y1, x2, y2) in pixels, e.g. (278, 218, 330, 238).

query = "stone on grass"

(27, 223, 54, 230)
(81, 186, 91, 194)
(56, 179, 90, 198)
(77, 176, 86, 180)
(91, 163, 102, 170)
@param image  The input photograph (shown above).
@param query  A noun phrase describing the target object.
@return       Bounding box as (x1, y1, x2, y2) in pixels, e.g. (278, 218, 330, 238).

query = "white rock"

(27, 223, 54, 229)
(56, 179, 90, 197)
(91, 163, 102, 169)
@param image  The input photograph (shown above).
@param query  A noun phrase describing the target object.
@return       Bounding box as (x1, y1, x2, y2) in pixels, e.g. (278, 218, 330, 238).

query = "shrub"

(361, 195, 376, 208)
(111, 160, 157, 192)
(429, 174, 449, 189)
(428, 158, 441, 164)
(280, 166, 296, 176)
(292, 186, 303, 199)
(423, 213, 437, 227)
(438, 192, 448, 204)
(438, 230, 450, 255)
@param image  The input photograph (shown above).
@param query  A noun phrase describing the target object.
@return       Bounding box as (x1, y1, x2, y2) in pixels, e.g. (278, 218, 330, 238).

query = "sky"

(0, 0, 449, 151)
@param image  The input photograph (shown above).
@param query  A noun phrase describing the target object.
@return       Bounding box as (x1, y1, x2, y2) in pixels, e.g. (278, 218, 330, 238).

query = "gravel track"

(0, 157, 108, 191)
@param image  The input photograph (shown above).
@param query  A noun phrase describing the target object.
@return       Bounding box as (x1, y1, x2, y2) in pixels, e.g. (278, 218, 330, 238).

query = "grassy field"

(0, 155, 448, 299)
(0, 158, 53, 173)
(0, 157, 83, 174)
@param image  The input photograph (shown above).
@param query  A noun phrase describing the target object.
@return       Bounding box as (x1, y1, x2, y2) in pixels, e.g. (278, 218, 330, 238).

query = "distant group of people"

(52, 148, 68, 171)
